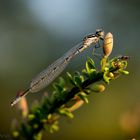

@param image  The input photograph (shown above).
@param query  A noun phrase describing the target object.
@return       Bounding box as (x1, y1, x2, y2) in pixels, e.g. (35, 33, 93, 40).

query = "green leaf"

(89, 69, 97, 79)
(53, 83, 63, 92)
(80, 75, 84, 82)
(51, 123, 59, 132)
(58, 108, 74, 119)
(67, 72, 84, 87)
(103, 71, 111, 84)
(74, 76, 82, 87)
(118, 69, 129, 75)
(58, 77, 65, 87)
(43, 121, 59, 133)
(86, 60, 90, 74)
(67, 72, 75, 86)
(87, 57, 95, 69)
(78, 92, 89, 103)
(33, 132, 42, 140)
(101, 56, 107, 71)
(82, 58, 97, 79)
(82, 69, 89, 77)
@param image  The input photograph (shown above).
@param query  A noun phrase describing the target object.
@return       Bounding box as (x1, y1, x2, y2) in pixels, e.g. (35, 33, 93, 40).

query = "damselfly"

(11, 29, 104, 106)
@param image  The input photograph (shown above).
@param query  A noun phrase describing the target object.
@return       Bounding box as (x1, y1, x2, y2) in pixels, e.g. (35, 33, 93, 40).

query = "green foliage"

(67, 72, 84, 87)
(77, 91, 89, 103)
(11, 55, 129, 140)
(53, 77, 67, 101)
(58, 107, 74, 118)
(82, 57, 97, 79)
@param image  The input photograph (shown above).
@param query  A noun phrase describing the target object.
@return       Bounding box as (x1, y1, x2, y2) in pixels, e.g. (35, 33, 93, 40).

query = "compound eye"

(96, 28, 103, 32)
(96, 29, 104, 38)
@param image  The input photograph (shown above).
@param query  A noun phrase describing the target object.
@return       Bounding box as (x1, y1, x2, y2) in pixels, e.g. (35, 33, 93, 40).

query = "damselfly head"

(95, 29, 105, 40)
(83, 29, 104, 43)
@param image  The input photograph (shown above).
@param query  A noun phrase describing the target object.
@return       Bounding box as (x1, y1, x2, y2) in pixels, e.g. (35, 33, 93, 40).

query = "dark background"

(0, 0, 140, 139)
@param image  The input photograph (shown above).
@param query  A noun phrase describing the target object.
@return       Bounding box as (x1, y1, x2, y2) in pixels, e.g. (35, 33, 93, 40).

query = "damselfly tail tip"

(11, 99, 17, 107)
(10, 100, 15, 107)
(95, 29, 105, 40)
(10, 89, 30, 107)
(10, 97, 21, 107)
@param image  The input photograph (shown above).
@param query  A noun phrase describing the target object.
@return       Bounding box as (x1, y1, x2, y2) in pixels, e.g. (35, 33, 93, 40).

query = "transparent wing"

(30, 42, 83, 92)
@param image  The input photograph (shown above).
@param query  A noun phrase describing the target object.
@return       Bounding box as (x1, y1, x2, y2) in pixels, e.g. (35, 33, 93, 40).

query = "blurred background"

(0, 0, 140, 139)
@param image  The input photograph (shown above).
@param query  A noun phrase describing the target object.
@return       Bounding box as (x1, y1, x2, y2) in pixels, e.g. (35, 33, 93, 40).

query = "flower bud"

(67, 96, 84, 112)
(109, 72, 114, 78)
(68, 100, 84, 112)
(103, 32, 113, 57)
(17, 97, 28, 118)
(91, 84, 105, 93)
